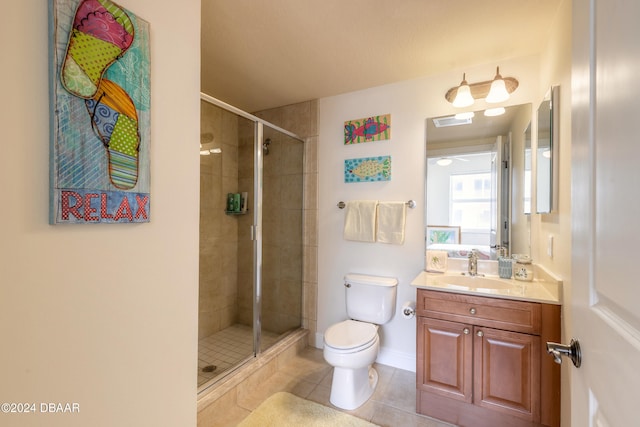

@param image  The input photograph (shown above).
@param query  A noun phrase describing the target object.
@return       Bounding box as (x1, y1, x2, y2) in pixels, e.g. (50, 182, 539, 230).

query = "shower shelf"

(224, 210, 248, 215)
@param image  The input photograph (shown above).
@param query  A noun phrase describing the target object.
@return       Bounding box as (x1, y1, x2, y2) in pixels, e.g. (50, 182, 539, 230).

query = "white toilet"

(323, 273, 398, 410)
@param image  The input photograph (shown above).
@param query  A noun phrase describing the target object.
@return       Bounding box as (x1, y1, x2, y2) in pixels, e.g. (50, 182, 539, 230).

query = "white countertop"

(411, 270, 562, 305)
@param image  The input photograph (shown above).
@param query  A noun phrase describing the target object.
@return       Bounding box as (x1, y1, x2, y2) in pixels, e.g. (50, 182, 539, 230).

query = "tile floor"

(205, 346, 454, 427)
(198, 324, 280, 387)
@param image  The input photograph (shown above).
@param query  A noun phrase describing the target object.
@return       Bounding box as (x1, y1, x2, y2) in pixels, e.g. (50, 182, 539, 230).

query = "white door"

(572, 0, 640, 425)
(489, 135, 500, 252)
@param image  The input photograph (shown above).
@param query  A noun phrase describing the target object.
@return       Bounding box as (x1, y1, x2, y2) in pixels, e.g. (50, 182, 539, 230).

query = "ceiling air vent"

(432, 115, 472, 128)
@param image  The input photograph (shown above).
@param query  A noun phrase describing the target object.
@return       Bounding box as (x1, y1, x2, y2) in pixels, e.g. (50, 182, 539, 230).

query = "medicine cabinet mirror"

(536, 86, 559, 213)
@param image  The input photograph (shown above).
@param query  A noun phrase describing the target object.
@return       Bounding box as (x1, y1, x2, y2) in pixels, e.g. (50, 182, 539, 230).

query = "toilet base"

(329, 365, 379, 410)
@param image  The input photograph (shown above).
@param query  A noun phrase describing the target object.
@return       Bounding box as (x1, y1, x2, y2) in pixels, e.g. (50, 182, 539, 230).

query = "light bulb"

(486, 67, 510, 103)
(455, 111, 475, 120)
(484, 107, 506, 117)
(452, 74, 474, 108)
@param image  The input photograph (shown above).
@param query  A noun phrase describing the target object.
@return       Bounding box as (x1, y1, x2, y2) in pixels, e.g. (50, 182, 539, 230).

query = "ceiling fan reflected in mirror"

(430, 156, 470, 166)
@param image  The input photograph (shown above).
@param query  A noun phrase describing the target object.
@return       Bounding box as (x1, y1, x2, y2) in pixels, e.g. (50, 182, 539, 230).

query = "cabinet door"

(417, 317, 472, 402)
(473, 327, 540, 423)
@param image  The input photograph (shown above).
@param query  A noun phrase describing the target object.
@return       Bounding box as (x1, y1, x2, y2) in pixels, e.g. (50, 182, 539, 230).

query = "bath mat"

(237, 392, 379, 427)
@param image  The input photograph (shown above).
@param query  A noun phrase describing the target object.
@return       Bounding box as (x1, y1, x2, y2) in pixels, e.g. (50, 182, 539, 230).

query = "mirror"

(426, 104, 532, 261)
(524, 122, 532, 214)
(536, 86, 559, 213)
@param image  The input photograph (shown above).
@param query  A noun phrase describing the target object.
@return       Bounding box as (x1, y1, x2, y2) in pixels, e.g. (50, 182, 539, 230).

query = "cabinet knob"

(469, 308, 477, 315)
(476, 330, 484, 337)
(463, 328, 470, 335)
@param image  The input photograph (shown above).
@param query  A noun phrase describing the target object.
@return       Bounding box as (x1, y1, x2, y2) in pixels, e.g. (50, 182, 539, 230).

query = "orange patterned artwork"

(49, 0, 150, 224)
(344, 114, 391, 145)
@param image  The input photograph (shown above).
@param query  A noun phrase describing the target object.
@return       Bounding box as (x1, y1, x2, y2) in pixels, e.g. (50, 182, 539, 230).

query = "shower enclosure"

(198, 94, 304, 391)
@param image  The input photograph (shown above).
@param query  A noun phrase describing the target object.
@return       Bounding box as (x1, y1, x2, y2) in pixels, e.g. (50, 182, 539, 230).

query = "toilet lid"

(324, 320, 377, 350)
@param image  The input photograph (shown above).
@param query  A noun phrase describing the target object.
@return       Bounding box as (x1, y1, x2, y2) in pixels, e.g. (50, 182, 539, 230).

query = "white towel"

(376, 202, 406, 245)
(343, 200, 378, 242)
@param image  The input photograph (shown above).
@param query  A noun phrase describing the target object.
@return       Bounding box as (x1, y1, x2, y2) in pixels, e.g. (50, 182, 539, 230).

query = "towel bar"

(337, 200, 416, 209)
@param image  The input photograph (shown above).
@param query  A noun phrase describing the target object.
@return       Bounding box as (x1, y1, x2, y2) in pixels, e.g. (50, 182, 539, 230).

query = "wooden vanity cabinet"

(416, 289, 560, 427)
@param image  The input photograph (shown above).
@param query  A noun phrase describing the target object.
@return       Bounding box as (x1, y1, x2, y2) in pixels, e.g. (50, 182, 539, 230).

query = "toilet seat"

(324, 320, 378, 353)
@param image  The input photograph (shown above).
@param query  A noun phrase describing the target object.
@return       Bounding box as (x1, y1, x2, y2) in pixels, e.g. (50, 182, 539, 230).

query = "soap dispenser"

(497, 247, 513, 279)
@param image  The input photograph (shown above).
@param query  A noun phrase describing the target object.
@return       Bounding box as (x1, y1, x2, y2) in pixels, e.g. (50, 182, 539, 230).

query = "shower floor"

(197, 324, 280, 387)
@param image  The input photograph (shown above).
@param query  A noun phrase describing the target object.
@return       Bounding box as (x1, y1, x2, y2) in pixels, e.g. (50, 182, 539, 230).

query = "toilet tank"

(344, 273, 398, 324)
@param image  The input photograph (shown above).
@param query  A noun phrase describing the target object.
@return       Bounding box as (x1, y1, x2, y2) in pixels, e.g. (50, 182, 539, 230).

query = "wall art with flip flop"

(49, 0, 151, 224)
(344, 114, 391, 145)
(344, 156, 392, 183)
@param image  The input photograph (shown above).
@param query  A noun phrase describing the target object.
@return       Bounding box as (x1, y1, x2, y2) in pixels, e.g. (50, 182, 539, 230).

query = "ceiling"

(201, 0, 562, 113)
(427, 104, 530, 145)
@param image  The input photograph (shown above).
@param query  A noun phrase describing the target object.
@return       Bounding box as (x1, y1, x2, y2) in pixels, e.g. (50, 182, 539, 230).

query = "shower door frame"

(199, 92, 305, 362)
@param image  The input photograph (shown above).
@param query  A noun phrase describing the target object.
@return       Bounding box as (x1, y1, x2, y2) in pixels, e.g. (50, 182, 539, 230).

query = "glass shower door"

(199, 93, 305, 392)
(198, 101, 255, 389)
(258, 126, 304, 352)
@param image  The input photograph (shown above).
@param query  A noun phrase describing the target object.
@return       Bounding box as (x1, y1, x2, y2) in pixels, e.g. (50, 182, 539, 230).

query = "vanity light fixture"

(484, 107, 506, 117)
(451, 73, 474, 108)
(445, 67, 518, 106)
(436, 158, 453, 166)
(454, 111, 475, 120)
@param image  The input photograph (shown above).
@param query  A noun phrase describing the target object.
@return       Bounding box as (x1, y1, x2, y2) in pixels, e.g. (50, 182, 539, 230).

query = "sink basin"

(432, 274, 515, 290)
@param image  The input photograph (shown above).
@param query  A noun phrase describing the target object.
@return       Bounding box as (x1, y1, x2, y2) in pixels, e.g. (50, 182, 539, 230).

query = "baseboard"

(314, 331, 324, 349)
(377, 346, 416, 372)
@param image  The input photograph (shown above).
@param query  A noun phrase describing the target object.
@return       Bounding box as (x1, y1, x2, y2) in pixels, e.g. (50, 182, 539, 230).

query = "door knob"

(546, 338, 581, 368)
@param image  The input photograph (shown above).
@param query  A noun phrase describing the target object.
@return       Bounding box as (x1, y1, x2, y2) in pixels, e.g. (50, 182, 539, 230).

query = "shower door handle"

(250, 225, 257, 241)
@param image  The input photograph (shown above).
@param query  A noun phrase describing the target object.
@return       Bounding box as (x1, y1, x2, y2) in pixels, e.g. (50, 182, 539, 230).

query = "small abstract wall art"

(344, 114, 391, 145)
(344, 156, 392, 183)
(49, 0, 151, 224)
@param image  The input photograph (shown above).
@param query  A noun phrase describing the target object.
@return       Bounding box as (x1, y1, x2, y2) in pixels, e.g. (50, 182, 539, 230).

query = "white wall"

(535, 1, 573, 426)
(0, 1, 200, 426)
(535, 0, 573, 286)
(317, 57, 539, 371)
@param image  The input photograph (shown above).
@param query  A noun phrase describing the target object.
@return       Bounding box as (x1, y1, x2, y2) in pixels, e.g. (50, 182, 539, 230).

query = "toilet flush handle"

(344, 282, 351, 288)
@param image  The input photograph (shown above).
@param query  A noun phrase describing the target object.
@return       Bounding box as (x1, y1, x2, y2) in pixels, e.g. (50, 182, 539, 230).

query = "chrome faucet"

(468, 249, 479, 276)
